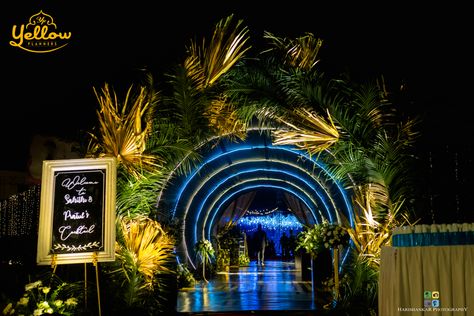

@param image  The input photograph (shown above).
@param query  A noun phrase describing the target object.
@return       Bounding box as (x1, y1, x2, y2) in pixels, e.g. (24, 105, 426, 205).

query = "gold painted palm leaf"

(273, 108, 339, 156)
(264, 31, 323, 71)
(116, 215, 175, 288)
(185, 14, 250, 89)
(206, 94, 246, 141)
(87, 83, 160, 178)
(346, 185, 416, 267)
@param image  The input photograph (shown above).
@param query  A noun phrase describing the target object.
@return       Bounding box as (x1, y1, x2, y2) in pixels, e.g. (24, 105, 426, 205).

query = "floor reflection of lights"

(176, 260, 315, 313)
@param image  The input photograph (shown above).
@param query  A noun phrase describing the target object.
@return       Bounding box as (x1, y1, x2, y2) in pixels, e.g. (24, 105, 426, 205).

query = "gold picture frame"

(37, 157, 116, 265)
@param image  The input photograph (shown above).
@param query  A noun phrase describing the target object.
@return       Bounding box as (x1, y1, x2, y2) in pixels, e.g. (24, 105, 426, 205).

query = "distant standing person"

(280, 232, 289, 260)
(254, 224, 268, 266)
(288, 229, 297, 258)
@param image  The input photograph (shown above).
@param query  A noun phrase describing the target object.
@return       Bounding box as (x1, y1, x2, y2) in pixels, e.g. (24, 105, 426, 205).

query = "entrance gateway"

(157, 130, 354, 269)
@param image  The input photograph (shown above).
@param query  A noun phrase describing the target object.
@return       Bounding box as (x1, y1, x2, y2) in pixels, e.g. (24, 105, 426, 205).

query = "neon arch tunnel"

(158, 130, 355, 269)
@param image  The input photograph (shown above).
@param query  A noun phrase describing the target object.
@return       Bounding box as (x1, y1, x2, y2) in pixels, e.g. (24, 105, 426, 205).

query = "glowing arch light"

(159, 130, 354, 269)
(193, 168, 334, 240)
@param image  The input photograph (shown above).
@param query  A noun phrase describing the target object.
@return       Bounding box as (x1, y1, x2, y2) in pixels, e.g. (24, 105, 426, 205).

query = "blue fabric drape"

(392, 231, 474, 247)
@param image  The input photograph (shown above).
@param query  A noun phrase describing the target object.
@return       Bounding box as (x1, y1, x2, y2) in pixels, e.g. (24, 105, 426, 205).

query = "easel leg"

(84, 263, 88, 310)
(93, 252, 102, 316)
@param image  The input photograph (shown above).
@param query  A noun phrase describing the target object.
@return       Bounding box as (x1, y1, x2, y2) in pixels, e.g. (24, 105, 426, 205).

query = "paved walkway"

(176, 260, 316, 314)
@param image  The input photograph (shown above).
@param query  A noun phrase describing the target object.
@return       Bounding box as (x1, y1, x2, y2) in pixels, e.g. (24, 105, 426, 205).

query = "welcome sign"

(37, 158, 116, 265)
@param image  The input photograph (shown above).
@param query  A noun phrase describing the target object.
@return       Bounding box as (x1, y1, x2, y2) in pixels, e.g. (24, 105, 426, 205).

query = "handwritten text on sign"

(52, 170, 105, 253)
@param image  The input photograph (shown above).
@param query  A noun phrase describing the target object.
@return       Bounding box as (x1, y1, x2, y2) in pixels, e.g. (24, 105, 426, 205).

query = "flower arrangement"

(194, 239, 215, 283)
(296, 220, 349, 258)
(319, 220, 350, 249)
(195, 239, 215, 259)
(2, 280, 79, 316)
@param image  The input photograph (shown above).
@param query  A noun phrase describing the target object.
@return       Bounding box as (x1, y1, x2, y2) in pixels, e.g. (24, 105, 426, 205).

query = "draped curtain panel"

(283, 192, 314, 225)
(216, 191, 257, 230)
(379, 245, 474, 316)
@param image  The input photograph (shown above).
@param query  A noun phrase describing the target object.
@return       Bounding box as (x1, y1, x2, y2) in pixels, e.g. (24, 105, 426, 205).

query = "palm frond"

(264, 31, 323, 71)
(346, 186, 414, 267)
(206, 94, 247, 141)
(273, 108, 339, 156)
(186, 14, 251, 89)
(116, 170, 168, 218)
(148, 120, 202, 176)
(116, 215, 175, 286)
(165, 64, 210, 141)
(87, 83, 160, 178)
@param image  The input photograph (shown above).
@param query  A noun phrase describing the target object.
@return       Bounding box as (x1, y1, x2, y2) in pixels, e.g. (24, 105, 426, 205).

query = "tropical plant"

(333, 252, 379, 315)
(345, 187, 418, 267)
(104, 215, 175, 313)
(163, 14, 250, 146)
(194, 239, 215, 283)
(87, 82, 159, 178)
(273, 108, 340, 156)
(323, 81, 420, 267)
(115, 170, 168, 218)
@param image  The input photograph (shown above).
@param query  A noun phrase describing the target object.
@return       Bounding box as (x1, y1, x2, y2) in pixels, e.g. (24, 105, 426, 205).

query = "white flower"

(53, 300, 63, 307)
(33, 308, 44, 316)
(38, 301, 50, 309)
(2, 303, 13, 315)
(18, 296, 29, 305)
(65, 298, 78, 306)
(45, 308, 54, 314)
(25, 281, 42, 291)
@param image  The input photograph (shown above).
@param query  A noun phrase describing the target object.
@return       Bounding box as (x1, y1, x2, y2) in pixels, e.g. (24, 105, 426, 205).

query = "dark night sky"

(1, 2, 472, 173)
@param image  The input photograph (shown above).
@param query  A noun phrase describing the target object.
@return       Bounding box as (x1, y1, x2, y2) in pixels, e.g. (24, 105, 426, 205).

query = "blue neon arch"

(184, 183, 317, 266)
(180, 159, 341, 234)
(205, 183, 319, 237)
(196, 178, 321, 242)
(158, 130, 354, 269)
(192, 168, 335, 237)
(194, 168, 333, 229)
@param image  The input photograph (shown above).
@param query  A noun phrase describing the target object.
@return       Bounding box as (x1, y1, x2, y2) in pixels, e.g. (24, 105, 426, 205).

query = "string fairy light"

(237, 210, 302, 232)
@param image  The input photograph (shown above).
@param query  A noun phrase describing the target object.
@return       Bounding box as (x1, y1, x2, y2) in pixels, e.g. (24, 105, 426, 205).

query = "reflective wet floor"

(176, 260, 316, 315)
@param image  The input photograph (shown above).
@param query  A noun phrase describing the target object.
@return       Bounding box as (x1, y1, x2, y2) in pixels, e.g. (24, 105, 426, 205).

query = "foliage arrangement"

(215, 225, 241, 268)
(319, 220, 350, 250)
